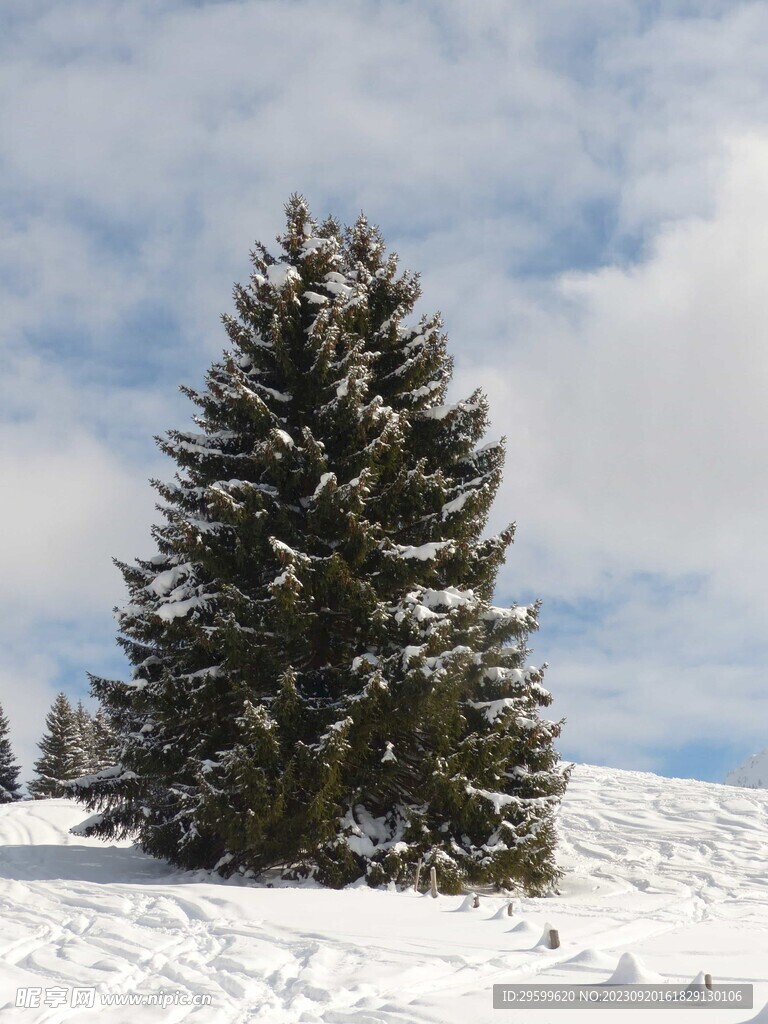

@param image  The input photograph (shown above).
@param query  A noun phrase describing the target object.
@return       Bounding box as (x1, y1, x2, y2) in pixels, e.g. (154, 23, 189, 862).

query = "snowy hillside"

(725, 749, 768, 789)
(2, 764, 768, 1023)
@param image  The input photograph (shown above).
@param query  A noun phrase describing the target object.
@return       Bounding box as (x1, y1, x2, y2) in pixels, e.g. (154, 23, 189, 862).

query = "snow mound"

(603, 952, 664, 985)
(490, 901, 517, 920)
(562, 947, 617, 969)
(455, 893, 480, 912)
(686, 970, 708, 989)
(508, 919, 539, 936)
(535, 920, 559, 948)
(742, 1001, 768, 1023)
(725, 748, 768, 788)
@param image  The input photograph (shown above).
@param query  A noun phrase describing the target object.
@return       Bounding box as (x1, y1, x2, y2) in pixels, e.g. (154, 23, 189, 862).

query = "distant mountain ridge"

(725, 748, 768, 788)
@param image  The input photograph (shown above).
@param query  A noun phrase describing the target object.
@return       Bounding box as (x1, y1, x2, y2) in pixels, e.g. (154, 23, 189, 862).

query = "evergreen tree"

(28, 693, 82, 799)
(73, 701, 96, 778)
(91, 707, 119, 773)
(72, 197, 568, 893)
(0, 702, 22, 802)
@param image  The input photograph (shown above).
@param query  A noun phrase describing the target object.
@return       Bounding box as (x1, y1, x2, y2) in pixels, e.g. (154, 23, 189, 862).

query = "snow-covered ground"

(1, 764, 768, 1023)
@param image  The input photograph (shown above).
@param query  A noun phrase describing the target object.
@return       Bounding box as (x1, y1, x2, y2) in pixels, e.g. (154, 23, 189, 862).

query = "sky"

(3, 0, 768, 786)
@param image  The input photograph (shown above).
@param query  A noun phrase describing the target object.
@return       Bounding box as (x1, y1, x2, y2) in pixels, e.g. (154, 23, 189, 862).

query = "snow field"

(1, 764, 768, 1022)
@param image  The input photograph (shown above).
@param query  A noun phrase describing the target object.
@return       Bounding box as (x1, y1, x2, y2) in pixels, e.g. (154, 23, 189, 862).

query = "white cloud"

(0, 418, 158, 783)
(453, 133, 768, 768)
(0, 430, 155, 617)
(484, 133, 768, 586)
(0, 653, 62, 790)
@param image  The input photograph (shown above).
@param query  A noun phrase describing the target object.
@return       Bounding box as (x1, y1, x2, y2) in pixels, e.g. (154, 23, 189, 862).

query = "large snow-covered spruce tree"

(72, 197, 568, 893)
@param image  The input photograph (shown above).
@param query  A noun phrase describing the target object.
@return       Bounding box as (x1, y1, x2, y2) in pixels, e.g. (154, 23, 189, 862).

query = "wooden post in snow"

(507, 901, 515, 916)
(548, 929, 560, 949)
(430, 866, 438, 898)
(704, 974, 713, 991)
(472, 894, 480, 908)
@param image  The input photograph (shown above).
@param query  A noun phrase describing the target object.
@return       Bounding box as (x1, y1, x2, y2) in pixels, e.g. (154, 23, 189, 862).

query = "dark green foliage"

(73, 701, 96, 779)
(71, 197, 569, 892)
(28, 693, 82, 799)
(0, 703, 22, 803)
(90, 707, 119, 773)
(66, 701, 119, 778)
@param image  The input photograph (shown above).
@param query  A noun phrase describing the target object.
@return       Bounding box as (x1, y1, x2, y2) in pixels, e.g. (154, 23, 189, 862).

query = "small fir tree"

(72, 197, 568, 892)
(73, 701, 96, 778)
(90, 707, 119, 774)
(0, 703, 22, 802)
(28, 693, 82, 799)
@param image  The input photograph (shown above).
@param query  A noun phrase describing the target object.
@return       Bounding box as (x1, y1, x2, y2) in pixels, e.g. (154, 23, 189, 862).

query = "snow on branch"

(468, 697, 521, 723)
(155, 595, 211, 622)
(385, 541, 454, 561)
(265, 263, 301, 290)
(146, 562, 194, 598)
(421, 399, 481, 421)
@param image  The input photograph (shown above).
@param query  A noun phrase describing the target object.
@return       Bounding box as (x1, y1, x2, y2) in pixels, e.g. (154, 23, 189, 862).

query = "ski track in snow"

(1, 766, 768, 1022)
